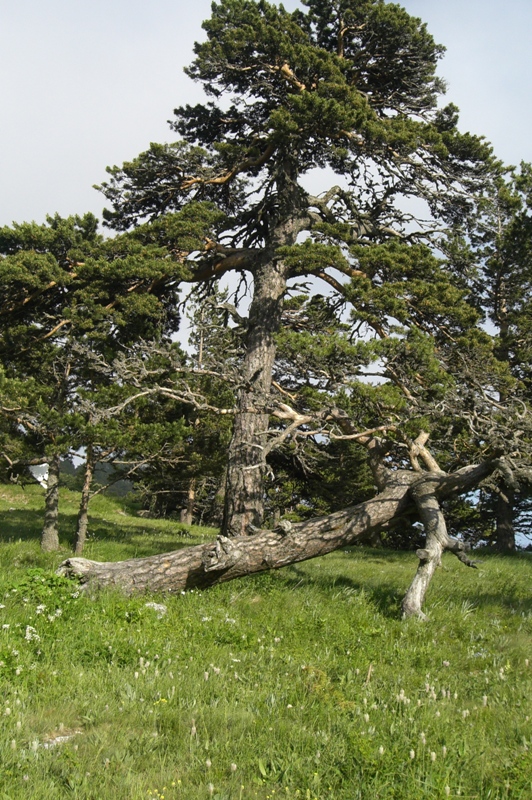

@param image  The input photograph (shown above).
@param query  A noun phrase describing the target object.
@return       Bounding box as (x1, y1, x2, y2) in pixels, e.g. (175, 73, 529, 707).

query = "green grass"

(0, 484, 531, 799)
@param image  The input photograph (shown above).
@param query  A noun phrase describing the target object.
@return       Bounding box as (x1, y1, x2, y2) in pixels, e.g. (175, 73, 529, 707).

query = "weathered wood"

(58, 460, 499, 604)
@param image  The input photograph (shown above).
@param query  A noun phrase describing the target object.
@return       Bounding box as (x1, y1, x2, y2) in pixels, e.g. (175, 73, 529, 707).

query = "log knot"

(202, 536, 243, 573)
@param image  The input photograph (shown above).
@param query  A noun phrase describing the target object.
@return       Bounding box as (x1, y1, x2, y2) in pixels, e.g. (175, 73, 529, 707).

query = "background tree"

(444, 163, 532, 550)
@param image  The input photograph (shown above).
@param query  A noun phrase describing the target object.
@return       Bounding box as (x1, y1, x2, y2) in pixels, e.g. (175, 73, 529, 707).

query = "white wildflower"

(25, 625, 40, 642)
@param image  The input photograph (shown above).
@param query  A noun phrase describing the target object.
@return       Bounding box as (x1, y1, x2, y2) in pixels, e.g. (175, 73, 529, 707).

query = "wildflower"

(442, 746, 447, 757)
(462, 709, 470, 718)
(482, 695, 488, 706)
(36, 605, 45, 614)
(442, 660, 450, 667)
(363, 713, 369, 723)
(2, 624, 9, 630)
(206, 759, 212, 768)
(10, 740, 16, 750)
(25, 625, 40, 642)
(378, 746, 384, 755)
(409, 750, 415, 759)
(231, 763, 237, 772)
(191, 721, 197, 737)
(4, 707, 11, 716)
(420, 732, 426, 745)
(430, 751, 436, 762)
(204, 672, 209, 681)
(208, 784, 214, 796)
(445, 787, 451, 796)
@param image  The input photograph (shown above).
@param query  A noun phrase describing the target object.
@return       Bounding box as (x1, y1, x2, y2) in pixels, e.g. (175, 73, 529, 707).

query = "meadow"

(0, 484, 531, 799)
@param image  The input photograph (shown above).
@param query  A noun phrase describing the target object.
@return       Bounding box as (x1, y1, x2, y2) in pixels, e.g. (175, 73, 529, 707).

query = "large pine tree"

(97, 0, 497, 539)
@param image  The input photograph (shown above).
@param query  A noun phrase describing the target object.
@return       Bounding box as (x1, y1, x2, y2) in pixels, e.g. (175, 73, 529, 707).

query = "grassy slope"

(0, 484, 531, 800)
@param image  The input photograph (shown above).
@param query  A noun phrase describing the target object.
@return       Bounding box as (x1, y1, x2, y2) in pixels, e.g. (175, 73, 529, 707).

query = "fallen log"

(57, 461, 497, 603)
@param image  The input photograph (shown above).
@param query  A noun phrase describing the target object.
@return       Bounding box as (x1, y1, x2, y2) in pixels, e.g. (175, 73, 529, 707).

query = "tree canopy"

(1, 0, 531, 617)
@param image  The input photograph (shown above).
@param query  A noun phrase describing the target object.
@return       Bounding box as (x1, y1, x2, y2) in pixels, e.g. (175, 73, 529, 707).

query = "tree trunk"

(180, 478, 196, 525)
(58, 461, 497, 609)
(494, 485, 516, 552)
(73, 445, 95, 556)
(401, 476, 481, 619)
(222, 259, 289, 537)
(401, 478, 449, 619)
(41, 454, 60, 552)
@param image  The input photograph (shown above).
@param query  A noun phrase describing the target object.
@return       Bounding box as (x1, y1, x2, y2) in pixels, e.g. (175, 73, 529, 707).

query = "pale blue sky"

(1, 0, 531, 227)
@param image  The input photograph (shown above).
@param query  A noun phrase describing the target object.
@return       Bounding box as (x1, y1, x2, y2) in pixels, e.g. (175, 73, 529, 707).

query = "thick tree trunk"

(494, 485, 516, 552)
(58, 461, 497, 608)
(222, 259, 289, 537)
(73, 446, 95, 556)
(41, 454, 60, 552)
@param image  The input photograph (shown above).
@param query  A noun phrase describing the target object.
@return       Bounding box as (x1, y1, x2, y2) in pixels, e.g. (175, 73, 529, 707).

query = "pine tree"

(97, 0, 496, 538)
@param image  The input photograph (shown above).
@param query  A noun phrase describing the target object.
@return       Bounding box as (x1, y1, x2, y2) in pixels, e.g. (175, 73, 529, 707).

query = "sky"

(1, 0, 531, 228)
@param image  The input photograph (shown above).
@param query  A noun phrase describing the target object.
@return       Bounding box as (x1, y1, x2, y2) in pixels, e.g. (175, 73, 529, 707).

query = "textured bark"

(222, 258, 290, 537)
(58, 460, 498, 602)
(401, 476, 480, 619)
(401, 479, 449, 619)
(73, 446, 95, 556)
(494, 485, 516, 552)
(41, 454, 60, 552)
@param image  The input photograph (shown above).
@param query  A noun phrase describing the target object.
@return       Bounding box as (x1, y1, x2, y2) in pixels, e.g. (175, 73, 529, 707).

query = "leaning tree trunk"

(222, 259, 290, 537)
(401, 476, 480, 619)
(58, 461, 498, 613)
(73, 445, 95, 556)
(41, 454, 61, 552)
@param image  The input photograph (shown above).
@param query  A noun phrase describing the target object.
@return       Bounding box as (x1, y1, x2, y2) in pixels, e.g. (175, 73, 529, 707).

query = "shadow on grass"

(255, 548, 532, 619)
(266, 561, 404, 619)
(0, 509, 43, 543)
(0, 509, 204, 559)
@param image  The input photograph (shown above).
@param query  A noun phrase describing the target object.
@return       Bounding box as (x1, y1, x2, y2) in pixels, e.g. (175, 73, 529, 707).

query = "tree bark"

(180, 478, 196, 525)
(58, 460, 498, 609)
(494, 485, 516, 552)
(73, 445, 95, 556)
(222, 258, 290, 537)
(41, 454, 60, 552)
(401, 477, 480, 619)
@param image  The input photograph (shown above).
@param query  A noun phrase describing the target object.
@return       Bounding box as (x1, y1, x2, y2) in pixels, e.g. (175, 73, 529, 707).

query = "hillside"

(0, 484, 531, 799)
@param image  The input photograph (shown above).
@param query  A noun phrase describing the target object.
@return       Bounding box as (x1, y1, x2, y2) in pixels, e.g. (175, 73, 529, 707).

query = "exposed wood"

(58, 459, 499, 607)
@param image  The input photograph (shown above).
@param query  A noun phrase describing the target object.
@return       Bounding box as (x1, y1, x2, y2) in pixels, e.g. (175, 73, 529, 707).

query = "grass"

(0, 483, 531, 799)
